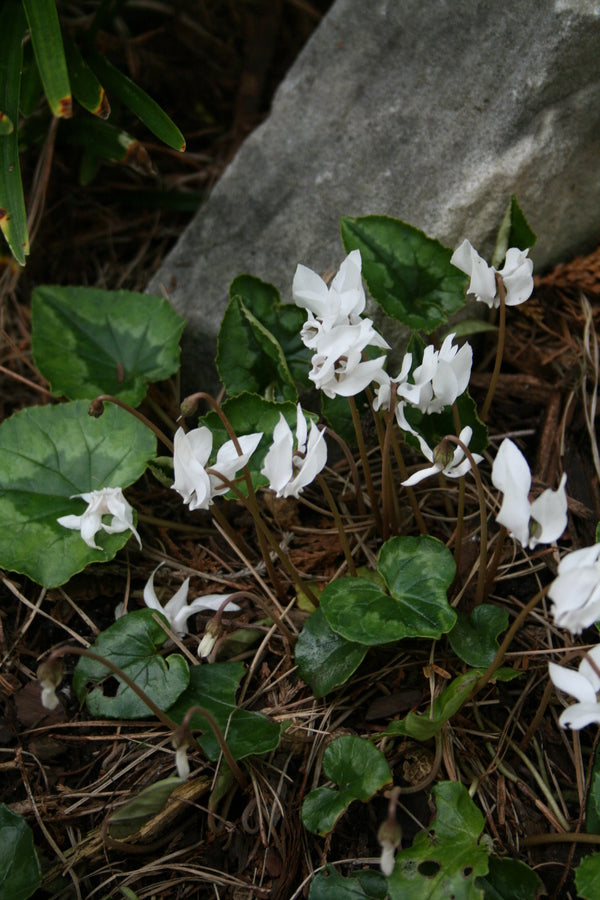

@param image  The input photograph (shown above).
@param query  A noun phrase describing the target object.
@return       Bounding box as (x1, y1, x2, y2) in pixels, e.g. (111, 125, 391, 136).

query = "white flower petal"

(528, 473, 567, 548)
(549, 661, 598, 704)
(558, 702, 600, 730)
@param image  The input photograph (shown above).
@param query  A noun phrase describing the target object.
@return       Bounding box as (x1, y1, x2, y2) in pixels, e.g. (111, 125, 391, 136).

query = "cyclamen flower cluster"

(293, 250, 389, 398)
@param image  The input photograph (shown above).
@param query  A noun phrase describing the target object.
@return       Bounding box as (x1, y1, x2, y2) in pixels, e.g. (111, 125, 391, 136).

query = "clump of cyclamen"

(293, 250, 389, 398)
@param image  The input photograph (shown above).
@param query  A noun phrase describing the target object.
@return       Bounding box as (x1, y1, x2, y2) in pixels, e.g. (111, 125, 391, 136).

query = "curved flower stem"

(348, 395, 382, 534)
(90, 394, 174, 453)
(380, 382, 400, 540)
(43, 645, 182, 735)
(324, 427, 367, 516)
(522, 832, 600, 847)
(453, 476, 466, 581)
(484, 525, 507, 597)
(443, 434, 488, 605)
(517, 677, 555, 754)
(481, 273, 506, 421)
(317, 475, 357, 576)
(179, 705, 247, 791)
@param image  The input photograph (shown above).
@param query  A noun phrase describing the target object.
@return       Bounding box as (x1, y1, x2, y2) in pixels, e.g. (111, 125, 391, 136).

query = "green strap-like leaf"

(0, 1, 29, 265)
(85, 48, 185, 151)
(22, 0, 72, 118)
(64, 38, 110, 118)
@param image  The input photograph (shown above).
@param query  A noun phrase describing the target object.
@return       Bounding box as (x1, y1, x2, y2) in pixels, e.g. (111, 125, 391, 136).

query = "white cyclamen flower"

(549, 646, 600, 729)
(261, 404, 327, 498)
(172, 426, 262, 510)
(402, 426, 482, 486)
(57, 487, 141, 550)
(293, 249, 366, 328)
(450, 239, 534, 308)
(307, 319, 389, 399)
(142, 563, 240, 637)
(549, 544, 600, 633)
(491, 438, 567, 549)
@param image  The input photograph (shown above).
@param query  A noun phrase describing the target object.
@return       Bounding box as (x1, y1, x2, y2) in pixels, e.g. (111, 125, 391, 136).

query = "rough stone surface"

(148, 0, 600, 389)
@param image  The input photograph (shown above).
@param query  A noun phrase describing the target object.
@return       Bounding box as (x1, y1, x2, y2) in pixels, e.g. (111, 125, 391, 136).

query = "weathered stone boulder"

(148, 0, 600, 389)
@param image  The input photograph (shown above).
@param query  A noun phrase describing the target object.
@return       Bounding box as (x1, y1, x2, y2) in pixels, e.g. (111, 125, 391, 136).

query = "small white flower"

(57, 486, 141, 551)
(450, 239, 534, 308)
(172, 426, 262, 510)
(491, 439, 567, 549)
(306, 318, 389, 398)
(549, 544, 600, 633)
(402, 426, 482, 486)
(549, 646, 600, 729)
(293, 249, 366, 328)
(142, 563, 240, 637)
(261, 404, 327, 498)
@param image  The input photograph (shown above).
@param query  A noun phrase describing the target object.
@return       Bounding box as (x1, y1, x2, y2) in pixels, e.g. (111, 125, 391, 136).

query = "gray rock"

(148, 0, 600, 391)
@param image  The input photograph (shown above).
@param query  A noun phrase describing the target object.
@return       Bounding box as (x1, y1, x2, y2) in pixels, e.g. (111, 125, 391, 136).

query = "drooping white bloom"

(141, 562, 240, 637)
(57, 486, 141, 550)
(293, 249, 366, 328)
(172, 426, 262, 510)
(549, 544, 600, 633)
(491, 438, 567, 549)
(261, 404, 327, 498)
(549, 646, 600, 729)
(450, 239, 534, 308)
(38, 660, 63, 711)
(402, 426, 483, 486)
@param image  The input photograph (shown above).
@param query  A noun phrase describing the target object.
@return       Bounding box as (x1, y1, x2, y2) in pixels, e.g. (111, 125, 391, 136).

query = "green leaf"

(198, 393, 315, 494)
(587, 744, 600, 834)
(476, 856, 544, 899)
(309, 866, 388, 899)
(217, 274, 311, 400)
(321, 535, 456, 646)
(64, 38, 109, 118)
(576, 853, 600, 900)
(22, 0, 72, 118)
(19, 40, 43, 118)
(0, 400, 155, 588)
(0, 805, 41, 900)
(108, 777, 183, 839)
(388, 782, 489, 897)
(0, 112, 13, 135)
(448, 605, 509, 668)
(60, 116, 153, 183)
(441, 319, 498, 339)
(302, 736, 392, 836)
(491, 196, 537, 269)
(0, 1, 29, 265)
(85, 48, 185, 151)
(295, 608, 368, 698)
(340, 215, 467, 333)
(73, 609, 190, 718)
(31, 285, 185, 405)
(384, 668, 520, 741)
(167, 662, 282, 761)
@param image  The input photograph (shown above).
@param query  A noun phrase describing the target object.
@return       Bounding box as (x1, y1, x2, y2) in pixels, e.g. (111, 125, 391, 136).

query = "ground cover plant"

(3, 6, 600, 900)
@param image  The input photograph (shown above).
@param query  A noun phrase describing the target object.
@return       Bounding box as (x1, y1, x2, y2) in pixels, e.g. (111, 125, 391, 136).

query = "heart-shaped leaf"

(321, 535, 456, 645)
(0, 400, 155, 587)
(295, 608, 368, 697)
(167, 661, 282, 761)
(309, 866, 388, 899)
(388, 781, 489, 896)
(448, 605, 509, 668)
(0, 805, 41, 900)
(576, 853, 600, 900)
(72, 609, 190, 718)
(108, 777, 183, 839)
(475, 856, 545, 899)
(32, 285, 185, 406)
(302, 735, 392, 836)
(340, 215, 467, 333)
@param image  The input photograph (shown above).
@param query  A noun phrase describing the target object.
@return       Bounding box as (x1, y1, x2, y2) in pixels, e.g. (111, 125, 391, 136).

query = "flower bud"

(88, 398, 105, 418)
(377, 817, 402, 877)
(432, 437, 455, 470)
(197, 618, 223, 659)
(37, 658, 64, 711)
(179, 394, 200, 418)
(172, 726, 191, 779)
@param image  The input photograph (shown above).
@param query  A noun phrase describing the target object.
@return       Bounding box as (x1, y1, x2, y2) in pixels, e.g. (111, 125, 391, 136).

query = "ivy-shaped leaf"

(302, 736, 392, 836)
(0, 400, 155, 588)
(295, 608, 368, 698)
(309, 866, 388, 899)
(0, 805, 41, 900)
(340, 215, 467, 333)
(167, 661, 282, 761)
(475, 856, 545, 899)
(72, 609, 190, 718)
(32, 285, 185, 406)
(320, 535, 456, 646)
(388, 781, 489, 898)
(448, 605, 509, 668)
(384, 668, 521, 741)
(576, 853, 600, 900)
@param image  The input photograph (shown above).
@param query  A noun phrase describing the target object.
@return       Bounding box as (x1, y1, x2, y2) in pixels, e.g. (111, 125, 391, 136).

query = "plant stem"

(180, 705, 247, 791)
(348, 395, 382, 533)
(317, 475, 357, 576)
(481, 273, 506, 421)
(90, 394, 174, 453)
(391, 431, 428, 534)
(325, 427, 367, 516)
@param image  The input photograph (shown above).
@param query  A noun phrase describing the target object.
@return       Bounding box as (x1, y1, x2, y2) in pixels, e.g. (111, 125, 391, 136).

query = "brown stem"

(481, 273, 506, 421)
(317, 474, 357, 576)
(348, 395, 382, 533)
(90, 394, 174, 453)
(180, 705, 247, 791)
